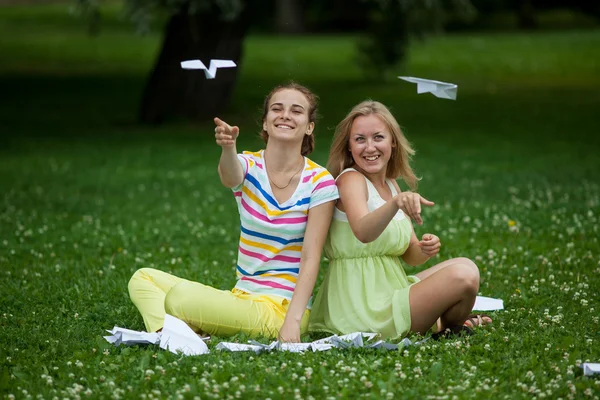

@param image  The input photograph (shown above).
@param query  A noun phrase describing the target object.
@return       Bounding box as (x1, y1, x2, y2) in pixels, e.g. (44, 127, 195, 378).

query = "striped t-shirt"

(232, 150, 339, 307)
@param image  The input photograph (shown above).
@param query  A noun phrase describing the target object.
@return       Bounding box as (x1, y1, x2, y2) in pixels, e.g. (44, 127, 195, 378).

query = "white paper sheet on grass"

(180, 59, 236, 79)
(398, 76, 458, 100)
(105, 315, 210, 356)
(583, 363, 600, 376)
(103, 327, 160, 346)
(159, 314, 210, 356)
(473, 296, 504, 311)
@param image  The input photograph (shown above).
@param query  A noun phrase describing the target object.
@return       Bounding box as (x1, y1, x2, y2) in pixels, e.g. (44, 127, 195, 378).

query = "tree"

(358, 0, 477, 79)
(77, 0, 257, 124)
(276, 0, 305, 34)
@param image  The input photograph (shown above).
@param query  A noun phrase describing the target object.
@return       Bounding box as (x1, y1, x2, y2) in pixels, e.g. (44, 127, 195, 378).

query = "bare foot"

(463, 314, 493, 328)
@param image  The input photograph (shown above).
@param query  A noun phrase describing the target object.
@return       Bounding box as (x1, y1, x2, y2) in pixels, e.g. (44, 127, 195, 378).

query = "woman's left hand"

(418, 233, 441, 257)
(278, 319, 301, 343)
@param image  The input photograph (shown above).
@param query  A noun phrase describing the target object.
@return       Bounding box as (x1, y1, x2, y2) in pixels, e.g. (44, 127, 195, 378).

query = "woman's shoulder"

(305, 157, 326, 171)
(336, 169, 367, 189)
(238, 150, 265, 170)
(305, 157, 335, 181)
(240, 149, 264, 161)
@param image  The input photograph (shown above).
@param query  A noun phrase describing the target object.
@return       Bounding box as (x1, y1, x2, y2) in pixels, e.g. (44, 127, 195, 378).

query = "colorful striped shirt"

(232, 150, 339, 307)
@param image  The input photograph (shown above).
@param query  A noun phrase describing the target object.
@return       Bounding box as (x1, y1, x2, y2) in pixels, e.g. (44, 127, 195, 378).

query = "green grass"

(1, 3, 600, 399)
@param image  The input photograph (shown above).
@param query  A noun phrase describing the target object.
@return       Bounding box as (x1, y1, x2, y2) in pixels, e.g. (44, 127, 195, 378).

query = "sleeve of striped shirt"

(231, 153, 250, 192)
(309, 168, 339, 209)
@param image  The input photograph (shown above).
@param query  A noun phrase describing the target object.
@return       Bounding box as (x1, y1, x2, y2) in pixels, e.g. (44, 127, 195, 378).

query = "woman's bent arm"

(278, 200, 336, 342)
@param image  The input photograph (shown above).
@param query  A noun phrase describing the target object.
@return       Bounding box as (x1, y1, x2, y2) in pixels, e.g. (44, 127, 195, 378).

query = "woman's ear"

(306, 122, 315, 136)
(263, 121, 267, 132)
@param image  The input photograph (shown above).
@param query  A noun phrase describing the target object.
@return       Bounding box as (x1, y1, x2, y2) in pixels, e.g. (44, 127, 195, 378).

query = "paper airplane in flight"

(181, 59, 237, 79)
(398, 76, 458, 100)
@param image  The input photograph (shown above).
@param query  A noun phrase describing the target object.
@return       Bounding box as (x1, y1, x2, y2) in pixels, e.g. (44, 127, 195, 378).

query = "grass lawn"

(1, 3, 599, 399)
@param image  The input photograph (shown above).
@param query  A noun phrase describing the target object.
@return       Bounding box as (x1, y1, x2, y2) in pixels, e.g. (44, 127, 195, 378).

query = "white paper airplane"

(180, 59, 237, 79)
(398, 76, 458, 100)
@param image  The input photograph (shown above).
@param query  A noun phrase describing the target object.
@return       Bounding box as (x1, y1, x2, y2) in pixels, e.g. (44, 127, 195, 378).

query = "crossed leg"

(409, 257, 490, 334)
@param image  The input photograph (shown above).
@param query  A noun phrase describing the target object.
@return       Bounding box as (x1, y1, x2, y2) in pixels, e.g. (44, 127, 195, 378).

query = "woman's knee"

(448, 259, 480, 294)
(164, 282, 195, 316)
(453, 257, 479, 273)
(128, 267, 153, 294)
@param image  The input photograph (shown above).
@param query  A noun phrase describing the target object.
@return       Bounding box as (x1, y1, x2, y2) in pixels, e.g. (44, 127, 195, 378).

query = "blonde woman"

(309, 100, 490, 340)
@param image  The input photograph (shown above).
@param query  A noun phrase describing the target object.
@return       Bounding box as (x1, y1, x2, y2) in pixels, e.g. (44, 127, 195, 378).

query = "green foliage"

(358, 0, 477, 79)
(1, 5, 600, 398)
(74, 0, 244, 34)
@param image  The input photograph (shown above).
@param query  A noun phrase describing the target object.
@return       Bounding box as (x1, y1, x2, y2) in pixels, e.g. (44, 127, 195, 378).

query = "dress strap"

(386, 179, 399, 196)
(338, 168, 390, 201)
(336, 167, 358, 181)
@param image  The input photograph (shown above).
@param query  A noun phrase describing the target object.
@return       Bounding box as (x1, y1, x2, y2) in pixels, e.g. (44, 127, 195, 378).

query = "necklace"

(267, 158, 304, 190)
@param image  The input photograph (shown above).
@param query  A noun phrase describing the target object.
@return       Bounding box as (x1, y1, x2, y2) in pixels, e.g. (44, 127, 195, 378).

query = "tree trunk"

(275, 0, 304, 34)
(517, 0, 537, 30)
(139, 5, 250, 124)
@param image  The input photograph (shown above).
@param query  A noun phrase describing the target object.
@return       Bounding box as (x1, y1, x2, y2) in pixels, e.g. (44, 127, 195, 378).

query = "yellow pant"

(128, 268, 310, 339)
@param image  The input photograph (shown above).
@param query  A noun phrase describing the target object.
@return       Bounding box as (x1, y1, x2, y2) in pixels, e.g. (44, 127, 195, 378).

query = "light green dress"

(309, 168, 420, 340)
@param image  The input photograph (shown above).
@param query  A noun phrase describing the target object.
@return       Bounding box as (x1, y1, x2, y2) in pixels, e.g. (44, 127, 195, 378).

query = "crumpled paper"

(104, 314, 210, 356)
(215, 332, 414, 354)
(103, 327, 160, 346)
(105, 316, 426, 356)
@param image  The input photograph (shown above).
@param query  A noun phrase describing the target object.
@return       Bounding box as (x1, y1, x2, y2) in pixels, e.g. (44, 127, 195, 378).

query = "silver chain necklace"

(267, 158, 304, 190)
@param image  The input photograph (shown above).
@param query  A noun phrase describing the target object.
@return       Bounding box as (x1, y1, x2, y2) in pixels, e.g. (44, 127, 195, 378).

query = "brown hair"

(327, 100, 419, 190)
(260, 81, 319, 156)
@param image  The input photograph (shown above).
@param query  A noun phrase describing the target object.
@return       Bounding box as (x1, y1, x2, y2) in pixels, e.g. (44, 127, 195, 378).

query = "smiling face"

(349, 114, 395, 176)
(262, 89, 314, 144)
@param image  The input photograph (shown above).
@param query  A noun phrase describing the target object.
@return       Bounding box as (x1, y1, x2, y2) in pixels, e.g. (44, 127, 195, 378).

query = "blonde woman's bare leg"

(409, 258, 480, 334)
(415, 257, 476, 281)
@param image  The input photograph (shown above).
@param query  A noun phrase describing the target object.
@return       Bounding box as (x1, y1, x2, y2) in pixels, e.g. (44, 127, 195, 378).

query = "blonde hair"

(327, 100, 419, 190)
(259, 81, 319, 156)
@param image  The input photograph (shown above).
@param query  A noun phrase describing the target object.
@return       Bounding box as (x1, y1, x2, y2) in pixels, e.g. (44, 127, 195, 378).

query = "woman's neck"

(353, 165, 387, 187)
(264, 145, 304, 172)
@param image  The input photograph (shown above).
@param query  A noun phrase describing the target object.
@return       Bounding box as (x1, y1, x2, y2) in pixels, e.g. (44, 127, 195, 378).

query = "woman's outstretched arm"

(214, 117, 244, 188)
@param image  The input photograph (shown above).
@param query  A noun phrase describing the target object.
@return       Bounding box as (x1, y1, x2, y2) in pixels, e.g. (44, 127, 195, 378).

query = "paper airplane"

(398, 76, 458, 100)
(473, 295, 504, 311)
(180, 59, 237, 79)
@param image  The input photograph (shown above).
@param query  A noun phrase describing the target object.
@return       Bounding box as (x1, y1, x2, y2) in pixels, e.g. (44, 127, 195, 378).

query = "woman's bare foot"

(463, 314, 493, 328)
